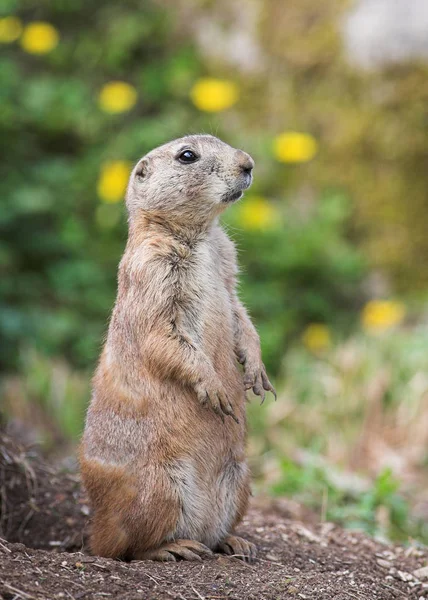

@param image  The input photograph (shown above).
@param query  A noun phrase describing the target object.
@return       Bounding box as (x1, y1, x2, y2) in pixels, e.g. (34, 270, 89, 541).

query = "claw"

(213, 405, 225, 422)
(217, 535, 256, 564)
(228, 406, 240, 423)
(140, 540, 212, 562)
(218, 398, 239, 424)
(261, 370, 277, 401)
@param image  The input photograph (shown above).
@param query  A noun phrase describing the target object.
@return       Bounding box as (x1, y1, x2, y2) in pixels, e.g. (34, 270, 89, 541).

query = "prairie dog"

(80, 135, 275, 563)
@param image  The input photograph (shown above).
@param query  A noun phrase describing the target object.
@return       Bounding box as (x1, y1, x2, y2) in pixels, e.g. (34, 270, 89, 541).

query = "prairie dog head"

(126, 135, 254, 227)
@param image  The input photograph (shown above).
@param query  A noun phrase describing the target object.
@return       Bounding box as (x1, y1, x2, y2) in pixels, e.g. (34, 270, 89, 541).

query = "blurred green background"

(2, 0, 428, 544)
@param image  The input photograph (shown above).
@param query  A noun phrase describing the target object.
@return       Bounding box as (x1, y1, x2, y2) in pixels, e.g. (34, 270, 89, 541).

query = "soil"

(1, 433, 428, 600)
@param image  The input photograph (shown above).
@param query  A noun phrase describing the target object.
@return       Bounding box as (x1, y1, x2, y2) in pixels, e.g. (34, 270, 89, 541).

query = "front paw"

(195, 379, 239, 423)
(243, 361, 276, 404)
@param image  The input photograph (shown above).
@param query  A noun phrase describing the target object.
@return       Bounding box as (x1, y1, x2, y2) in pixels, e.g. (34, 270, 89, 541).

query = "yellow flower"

(98, 81, 137, 114)
(361, 300, 405, 333)
(20, 22, 59, 54)
(273, 132, 318, 163)
(97, 161, 131, 203)
(237, 196, 279, 231)
(302, 324, 331, 352)
(190, 78, 238, 112)
(0, 16, 23, 43)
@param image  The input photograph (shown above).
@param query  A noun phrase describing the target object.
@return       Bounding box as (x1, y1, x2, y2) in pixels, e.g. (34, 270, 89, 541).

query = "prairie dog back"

(80, 135, 275, 563)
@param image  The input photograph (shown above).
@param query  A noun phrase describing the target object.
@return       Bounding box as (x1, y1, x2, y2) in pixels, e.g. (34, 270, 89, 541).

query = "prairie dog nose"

(236, 150, 255, 174)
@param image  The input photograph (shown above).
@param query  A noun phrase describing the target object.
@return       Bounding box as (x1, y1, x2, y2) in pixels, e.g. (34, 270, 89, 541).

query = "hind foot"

(217, 535, 257, 563)
(138, 539, 213, 562)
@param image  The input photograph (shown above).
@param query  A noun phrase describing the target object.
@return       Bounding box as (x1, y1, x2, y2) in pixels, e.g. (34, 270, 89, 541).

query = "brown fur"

(80, 135, 275, 563)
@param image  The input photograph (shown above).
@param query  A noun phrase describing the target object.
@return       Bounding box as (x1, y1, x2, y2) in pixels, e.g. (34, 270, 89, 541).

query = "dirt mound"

(1, 434, 428, 600)
(0, 433, 87, 551)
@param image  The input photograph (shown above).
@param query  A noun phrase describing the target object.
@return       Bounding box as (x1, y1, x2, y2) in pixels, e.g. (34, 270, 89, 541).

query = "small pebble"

(266, 553, 280, 562)
(414, 566, 428, 581)
(377, 559, 393, 568)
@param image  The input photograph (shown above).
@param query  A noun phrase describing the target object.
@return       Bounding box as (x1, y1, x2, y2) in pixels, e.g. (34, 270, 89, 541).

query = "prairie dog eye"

(177, 150, 199, 164)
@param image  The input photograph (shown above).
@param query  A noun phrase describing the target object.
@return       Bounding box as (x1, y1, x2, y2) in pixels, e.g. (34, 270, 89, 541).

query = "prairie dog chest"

(176, 239, 232, 344)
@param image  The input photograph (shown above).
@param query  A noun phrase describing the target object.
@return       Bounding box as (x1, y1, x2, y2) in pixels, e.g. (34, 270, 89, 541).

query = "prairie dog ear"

(135, 158, 150, 179)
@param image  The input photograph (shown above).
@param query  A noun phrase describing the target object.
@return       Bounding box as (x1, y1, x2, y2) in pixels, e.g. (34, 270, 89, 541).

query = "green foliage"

(272, 461, 427, 544)
(255, 0, 428, 288)
(246, 325, 428, 544)
(2, 348, 90, 449)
